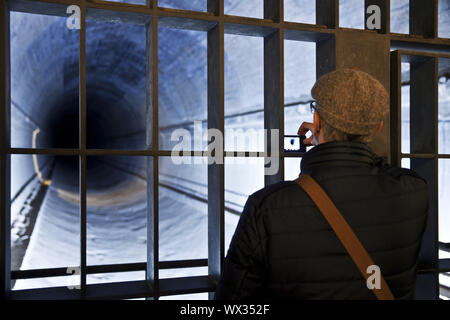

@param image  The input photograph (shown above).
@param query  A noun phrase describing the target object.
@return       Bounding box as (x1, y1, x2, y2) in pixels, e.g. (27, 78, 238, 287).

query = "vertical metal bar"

(207, 0, 222, 16)
(146, 14, 159, 300)
(316, 0, 339, 29)
(264, 0, 282, 23)
(0, 0, 11, 300)
(207, 20, 224, 300)
(264, 1, 284, 186)
(410, 0, 438, 38)
(79, 0, 87, 299)
(410, 58, 437, 154)
(410, 56, 439, 299)
(390, 50, 401, 167)
(316, 35, 336, 79)
(364, 0, 390, 34)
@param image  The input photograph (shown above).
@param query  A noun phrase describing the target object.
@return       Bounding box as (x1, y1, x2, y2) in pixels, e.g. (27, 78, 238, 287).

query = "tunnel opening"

(6, 1, 449, 300)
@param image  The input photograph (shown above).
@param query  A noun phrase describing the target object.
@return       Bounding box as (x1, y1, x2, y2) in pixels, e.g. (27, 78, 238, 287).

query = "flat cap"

(311, 68, 389, 135)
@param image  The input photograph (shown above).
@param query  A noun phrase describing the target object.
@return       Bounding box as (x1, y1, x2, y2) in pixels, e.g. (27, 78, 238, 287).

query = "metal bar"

(409, 55, 439, 299)
(11, 259, 209, 280)
(3, 0, 449, 302)
(159, 275, 214, 297)
(263, 27, 284, 185)
(160, 259, 207, 269)
(145, 12, 159, 300)
(439, 259, 450, 273)
(5, 0, 450, 51)
(316, 0, 338, 29)
(440, 242, 450, 253)
(10, 148, 80, 155)
(0, 0, 11, 300)
(390, 50, 401, 167)
(10, 148, 304, 158)
(8, 0, 79, 17)
(207, 21, 225, 300)
(410, 57, 437, 154)
(316, 34, 335, 80)
(264, 0, 284, 186)
(391, 40, 450, 55)
(410, 0, 438, 39)
(264, 0, 282, 23)
(86, 279, 153, 300)
(207, 0, 222, 16)
(283, 27, 331, 42)
(401, 155, 450, 160)
(10, 276, 214, 300)
(401, 153, 437, 159)
(79, 0, 87, 299)
(415, 272, 437, 299)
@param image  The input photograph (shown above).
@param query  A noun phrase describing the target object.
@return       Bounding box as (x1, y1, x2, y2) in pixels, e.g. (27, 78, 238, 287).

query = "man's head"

(309, 68, 389, 145)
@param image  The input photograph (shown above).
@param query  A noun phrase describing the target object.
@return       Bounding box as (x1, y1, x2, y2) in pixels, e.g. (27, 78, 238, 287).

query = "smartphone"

(284, 135, 307, 152)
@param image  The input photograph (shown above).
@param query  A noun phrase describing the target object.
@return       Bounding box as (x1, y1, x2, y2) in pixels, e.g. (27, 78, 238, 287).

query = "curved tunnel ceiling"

(8, 0, 450, 290)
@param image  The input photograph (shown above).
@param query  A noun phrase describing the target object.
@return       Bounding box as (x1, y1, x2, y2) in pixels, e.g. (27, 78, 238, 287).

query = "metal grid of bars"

(0, 0, 449, 300)
(390, 49, 450, 299)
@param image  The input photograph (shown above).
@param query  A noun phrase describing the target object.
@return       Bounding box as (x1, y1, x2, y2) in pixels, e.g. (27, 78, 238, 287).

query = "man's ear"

(375, 120, 383, 136)
(313, 112, 321, 136)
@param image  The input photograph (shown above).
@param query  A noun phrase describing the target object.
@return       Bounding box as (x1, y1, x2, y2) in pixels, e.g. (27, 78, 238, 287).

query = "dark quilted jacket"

(215, 141, 429, 300)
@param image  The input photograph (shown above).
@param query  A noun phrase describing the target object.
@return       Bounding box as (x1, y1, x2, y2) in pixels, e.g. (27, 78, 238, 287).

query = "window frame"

(0, 0, 449, 300)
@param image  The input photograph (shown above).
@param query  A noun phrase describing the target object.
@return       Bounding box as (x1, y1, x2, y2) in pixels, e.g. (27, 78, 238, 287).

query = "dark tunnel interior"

(6, 0, 450, 298)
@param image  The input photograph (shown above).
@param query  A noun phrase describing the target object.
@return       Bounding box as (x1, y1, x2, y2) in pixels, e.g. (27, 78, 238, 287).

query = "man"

(215, 68, 429, 300)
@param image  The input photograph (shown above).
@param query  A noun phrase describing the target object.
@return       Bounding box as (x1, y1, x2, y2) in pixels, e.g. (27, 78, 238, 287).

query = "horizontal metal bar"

(12, 266, 76, 280)
(86, 6, 152, 25)
(9, 276, 214, 300)
(158, 15, 217, 32)
(10, 148, 294, 157)
(401, 154, 450, 159)
(11, 148, 449, 158)
(11, 259, 208, 280)
(396, 49, 450, 61)
(283, 151, 306, 157)
(9, 148, 81, 155)
(86, 279, 152, 300)
(439, 259, 450, 273)
(284, 27, 332, 42)
(401, 153, 436, 158)
(159, 275, 214, 297)
(441, 285, 450, 298)
(439, 242, 450, 253)
(391, 37, 450, 52)
(417, 259, 450, 274)
(9, 0, 450, 44)
(10, 280, 152, 300)
(160, 259, 208, 269)
(9, 285, 81, 300)
(8, 0, 78, 17)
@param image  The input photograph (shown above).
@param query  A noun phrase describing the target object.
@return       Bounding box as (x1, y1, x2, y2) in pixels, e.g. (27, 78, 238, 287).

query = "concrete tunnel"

(7, 0, 450, 294)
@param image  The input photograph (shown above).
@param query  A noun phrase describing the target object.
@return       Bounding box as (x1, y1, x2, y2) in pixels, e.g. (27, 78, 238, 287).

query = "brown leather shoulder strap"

(295, 174, 394, 300)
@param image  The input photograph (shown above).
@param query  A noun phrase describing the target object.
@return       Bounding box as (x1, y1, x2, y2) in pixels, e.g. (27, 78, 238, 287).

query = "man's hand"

(297, 122, 316, 146)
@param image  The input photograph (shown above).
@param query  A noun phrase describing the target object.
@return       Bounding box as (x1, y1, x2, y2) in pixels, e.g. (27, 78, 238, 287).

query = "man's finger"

(303, 136, 314, 146)
(297, 122, 314, 136)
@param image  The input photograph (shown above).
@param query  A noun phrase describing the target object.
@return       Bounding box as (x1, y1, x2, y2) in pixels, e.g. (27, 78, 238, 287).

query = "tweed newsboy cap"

(311, 68, 389, 135)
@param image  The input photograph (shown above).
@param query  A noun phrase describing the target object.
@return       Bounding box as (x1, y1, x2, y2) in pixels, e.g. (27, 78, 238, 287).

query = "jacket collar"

(300, 141, 383, 174)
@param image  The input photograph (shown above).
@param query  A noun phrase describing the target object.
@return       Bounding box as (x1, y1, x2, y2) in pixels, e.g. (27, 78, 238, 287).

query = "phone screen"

(284, 135, 307, 152)
(284, 136, 300, 151)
